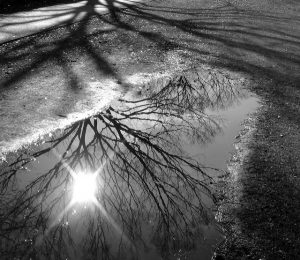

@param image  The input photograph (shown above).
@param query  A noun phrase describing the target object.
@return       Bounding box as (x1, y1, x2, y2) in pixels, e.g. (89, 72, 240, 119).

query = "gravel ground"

(216, 78, 300, 259)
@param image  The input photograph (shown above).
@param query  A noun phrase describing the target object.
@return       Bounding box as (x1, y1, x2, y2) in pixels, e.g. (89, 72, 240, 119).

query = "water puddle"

(0, 67, 259, 260)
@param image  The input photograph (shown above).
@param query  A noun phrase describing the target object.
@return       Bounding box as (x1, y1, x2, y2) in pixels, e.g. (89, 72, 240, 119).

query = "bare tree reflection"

(0, 70, 244, 259)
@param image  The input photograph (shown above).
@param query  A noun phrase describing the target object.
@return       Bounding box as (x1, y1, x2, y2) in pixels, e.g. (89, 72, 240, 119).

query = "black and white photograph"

(0, 0, 299, 259)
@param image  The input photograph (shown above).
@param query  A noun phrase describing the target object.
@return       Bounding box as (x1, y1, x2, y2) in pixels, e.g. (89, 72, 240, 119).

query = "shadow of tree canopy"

(0, 0, 299, 125)
(0, 0, 300, 115)
(0, 69, 246, 259)
(1, 0, 299, 92)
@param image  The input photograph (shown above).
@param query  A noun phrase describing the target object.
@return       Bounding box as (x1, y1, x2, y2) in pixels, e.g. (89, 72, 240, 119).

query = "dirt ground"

(216, 77, 300, 259)
(1, 0, 300, 258)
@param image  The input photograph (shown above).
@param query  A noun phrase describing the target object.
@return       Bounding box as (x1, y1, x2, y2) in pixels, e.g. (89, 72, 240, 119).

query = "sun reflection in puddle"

(44, 148, 131, 246)
(72, 172, 98, 204)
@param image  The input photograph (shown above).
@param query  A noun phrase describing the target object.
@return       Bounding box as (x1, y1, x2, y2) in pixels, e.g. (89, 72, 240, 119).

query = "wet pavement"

(0, 67, 259, 259)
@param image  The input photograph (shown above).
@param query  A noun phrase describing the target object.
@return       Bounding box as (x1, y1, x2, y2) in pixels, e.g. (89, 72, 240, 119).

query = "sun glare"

(72, 172, 97, 203)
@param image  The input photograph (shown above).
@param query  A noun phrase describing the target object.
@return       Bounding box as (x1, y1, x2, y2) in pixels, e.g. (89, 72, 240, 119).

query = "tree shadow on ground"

(1, 0, 299, 94)
(1, 0, 299, 144)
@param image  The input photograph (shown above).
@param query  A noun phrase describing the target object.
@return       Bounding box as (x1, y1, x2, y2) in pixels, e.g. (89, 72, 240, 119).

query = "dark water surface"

(0, 68, 259, 260)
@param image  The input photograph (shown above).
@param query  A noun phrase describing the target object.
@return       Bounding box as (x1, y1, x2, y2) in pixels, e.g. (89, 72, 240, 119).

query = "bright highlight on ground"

(72, 172, 97, 203)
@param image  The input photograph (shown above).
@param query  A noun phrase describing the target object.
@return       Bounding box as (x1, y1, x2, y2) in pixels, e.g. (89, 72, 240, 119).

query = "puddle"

(0, 67, 259, 260)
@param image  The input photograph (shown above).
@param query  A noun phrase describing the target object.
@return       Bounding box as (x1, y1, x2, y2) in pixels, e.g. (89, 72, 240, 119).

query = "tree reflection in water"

(0, 68, 246, 259)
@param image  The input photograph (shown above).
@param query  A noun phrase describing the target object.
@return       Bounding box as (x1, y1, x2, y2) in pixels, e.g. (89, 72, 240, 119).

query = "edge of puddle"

(214, 98, 263, 259)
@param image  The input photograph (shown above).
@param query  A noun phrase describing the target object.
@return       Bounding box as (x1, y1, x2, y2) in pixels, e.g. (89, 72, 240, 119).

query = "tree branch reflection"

(0, 69, 245, 259)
